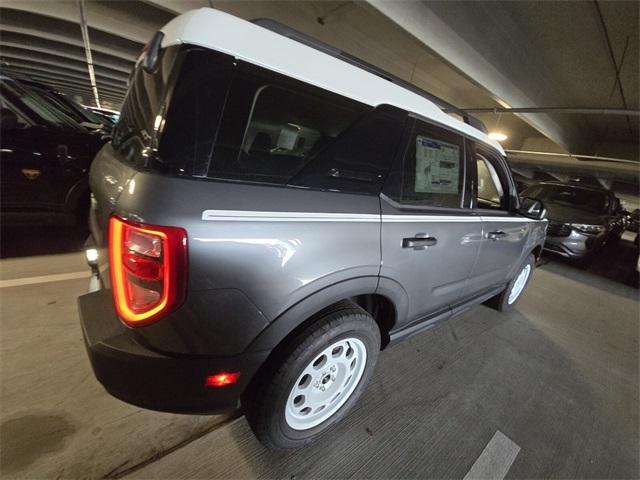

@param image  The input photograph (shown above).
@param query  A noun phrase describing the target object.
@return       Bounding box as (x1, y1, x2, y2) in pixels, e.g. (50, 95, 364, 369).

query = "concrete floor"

(1, 228, 638, 479)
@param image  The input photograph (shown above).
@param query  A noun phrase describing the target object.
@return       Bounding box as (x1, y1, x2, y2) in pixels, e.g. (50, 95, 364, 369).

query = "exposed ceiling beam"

(140, 0, 203, 15)
(0, 24, 137, 64)
(365, 0, 583, 152)
(0, 32, 134, 71)
(0, 46, 130, 79)
(0, 42, 132, 75)
(1, 0, 167, 44)
(0, 12, 141, 60)
(1, 60, 128, 92)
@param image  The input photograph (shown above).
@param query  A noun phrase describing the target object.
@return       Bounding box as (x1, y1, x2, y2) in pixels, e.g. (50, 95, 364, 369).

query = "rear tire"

(486, 254, 535, 312)
(242, 301, 380, 449)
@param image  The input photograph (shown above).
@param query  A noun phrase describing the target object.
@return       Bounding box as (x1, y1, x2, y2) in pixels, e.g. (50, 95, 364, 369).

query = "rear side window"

(157, 49, 234, 176)
(114, 46, 369, 185)
(208, 62, 369, 185)
(290, 105, 407, 195)
(384, 118, 466, 209)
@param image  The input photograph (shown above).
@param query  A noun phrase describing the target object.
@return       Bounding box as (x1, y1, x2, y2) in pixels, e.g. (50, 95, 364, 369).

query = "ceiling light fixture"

(488, 131, 508, 142)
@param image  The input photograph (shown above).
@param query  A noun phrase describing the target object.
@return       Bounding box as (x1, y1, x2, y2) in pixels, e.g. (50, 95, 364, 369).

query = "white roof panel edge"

(160, 7, 504, 154)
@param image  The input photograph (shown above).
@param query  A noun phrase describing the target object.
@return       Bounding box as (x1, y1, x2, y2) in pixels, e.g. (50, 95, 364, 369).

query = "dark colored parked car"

(78, 8, 547, 449)
(85, 107, 120, 126)
(521, 181, 624, 260)
(0, 75, 105, 226)
(21, 80, 110, 132)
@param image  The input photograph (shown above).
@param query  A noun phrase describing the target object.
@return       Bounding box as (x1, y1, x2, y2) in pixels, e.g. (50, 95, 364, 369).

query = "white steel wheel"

(285, 337, 367, 430)
(508, 263, 531, 304)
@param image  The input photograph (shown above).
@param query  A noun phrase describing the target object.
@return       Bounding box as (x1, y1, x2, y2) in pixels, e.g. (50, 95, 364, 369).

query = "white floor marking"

(463, 430, 521, 480)
(0, 271, 90, 288)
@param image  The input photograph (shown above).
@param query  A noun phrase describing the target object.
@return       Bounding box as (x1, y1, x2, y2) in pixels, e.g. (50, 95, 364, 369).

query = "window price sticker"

(414, 135, 460, 194)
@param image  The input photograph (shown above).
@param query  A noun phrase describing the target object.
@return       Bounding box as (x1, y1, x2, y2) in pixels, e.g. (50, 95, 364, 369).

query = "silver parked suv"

(78, 8, 548, 449)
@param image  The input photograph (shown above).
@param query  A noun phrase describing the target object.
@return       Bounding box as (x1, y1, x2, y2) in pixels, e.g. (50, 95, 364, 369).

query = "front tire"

(242, 301, 380, 449)
(487, 253, 535, 312)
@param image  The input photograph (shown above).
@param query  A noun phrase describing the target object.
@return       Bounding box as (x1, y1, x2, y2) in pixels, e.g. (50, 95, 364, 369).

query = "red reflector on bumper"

(205, 372, 240, 388)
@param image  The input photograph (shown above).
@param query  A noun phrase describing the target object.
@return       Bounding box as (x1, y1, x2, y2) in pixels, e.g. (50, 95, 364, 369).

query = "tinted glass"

(290, 105, 406, 194)
(113, 46, 179, 165)
(523, 184, 611, 214)
(0, 80, 84, 131)
(476, 154, 506, 210)
(385, 119, 465, 208)
(154, 49, 234, 177)
(208, 61, 368, 185)
(0, 95, 30, 130)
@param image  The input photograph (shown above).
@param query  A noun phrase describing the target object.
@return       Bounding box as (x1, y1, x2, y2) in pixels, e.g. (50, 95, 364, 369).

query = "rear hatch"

(88, 37, 183, 248)
(88, 144, 138, 249)
(88, 39, 236, 250)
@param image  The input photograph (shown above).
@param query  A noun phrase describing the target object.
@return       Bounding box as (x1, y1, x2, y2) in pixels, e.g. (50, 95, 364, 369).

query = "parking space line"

(464, 430, 521, 480)
(0, 271, 90, 288)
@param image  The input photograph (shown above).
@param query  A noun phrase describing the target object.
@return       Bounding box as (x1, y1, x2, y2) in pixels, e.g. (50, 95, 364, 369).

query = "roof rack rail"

(251, 17, 488, 134)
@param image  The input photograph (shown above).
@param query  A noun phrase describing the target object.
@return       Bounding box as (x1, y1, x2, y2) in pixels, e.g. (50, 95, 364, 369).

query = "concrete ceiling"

(0, 0, 638, 160)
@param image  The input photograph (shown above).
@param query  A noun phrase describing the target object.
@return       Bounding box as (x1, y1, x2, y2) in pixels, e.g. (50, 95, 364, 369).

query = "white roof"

(160, 8, 504, 154)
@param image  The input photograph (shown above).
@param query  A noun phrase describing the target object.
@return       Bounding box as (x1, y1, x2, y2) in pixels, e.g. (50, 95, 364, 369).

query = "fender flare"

(246, 276, 407, 353)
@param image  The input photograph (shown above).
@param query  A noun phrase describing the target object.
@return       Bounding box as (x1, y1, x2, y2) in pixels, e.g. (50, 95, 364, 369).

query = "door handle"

(402, 236, 438, 249)
(487, 230, 507, 241)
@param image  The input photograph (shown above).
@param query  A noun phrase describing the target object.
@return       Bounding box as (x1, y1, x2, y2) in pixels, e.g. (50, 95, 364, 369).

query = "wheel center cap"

(313, 368, 337, 391)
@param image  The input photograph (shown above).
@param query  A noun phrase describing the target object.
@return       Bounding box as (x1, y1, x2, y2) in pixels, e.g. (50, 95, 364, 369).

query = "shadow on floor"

(540, 239, 639, 289)
(0, 226, 89, 259)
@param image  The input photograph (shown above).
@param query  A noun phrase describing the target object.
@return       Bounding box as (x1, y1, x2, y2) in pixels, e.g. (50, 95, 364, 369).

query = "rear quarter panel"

(113, 172, 382, 354)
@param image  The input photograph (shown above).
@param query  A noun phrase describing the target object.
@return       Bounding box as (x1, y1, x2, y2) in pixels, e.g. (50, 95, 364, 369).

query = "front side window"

(209, 62, 368, 185)
(385, 119, 465, 209)
(476, 154, 505, 209)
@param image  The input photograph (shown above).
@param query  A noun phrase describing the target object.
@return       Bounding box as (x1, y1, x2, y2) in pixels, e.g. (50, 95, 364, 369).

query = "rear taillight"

(109, 216, 187, 327)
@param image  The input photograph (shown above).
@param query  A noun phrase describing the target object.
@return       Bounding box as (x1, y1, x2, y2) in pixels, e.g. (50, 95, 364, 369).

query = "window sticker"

(414, 135, 460, 194)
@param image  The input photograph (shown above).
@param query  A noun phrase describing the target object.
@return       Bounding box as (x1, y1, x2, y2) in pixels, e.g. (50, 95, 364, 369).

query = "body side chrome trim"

(202, 209, 541, 223)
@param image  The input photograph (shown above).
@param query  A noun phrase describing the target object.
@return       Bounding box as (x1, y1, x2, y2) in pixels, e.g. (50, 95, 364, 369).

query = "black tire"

(486, 253, 536, 312)
(242, 301, 380, 449)
(573, 252, 594, 269)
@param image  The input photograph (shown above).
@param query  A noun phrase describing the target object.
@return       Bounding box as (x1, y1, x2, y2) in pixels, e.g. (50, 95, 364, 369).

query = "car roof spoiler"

(252, 18, 488, 134)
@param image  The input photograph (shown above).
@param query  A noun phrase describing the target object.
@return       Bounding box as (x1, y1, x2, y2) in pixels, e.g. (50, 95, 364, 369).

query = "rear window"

(112, 46, 180, 165)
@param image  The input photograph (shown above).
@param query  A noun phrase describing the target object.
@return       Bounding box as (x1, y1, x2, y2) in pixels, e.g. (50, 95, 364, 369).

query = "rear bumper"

(78, 290, 268, 414)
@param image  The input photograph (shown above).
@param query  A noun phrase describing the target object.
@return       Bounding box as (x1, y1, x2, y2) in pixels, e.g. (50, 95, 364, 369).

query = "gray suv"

(78, 8, 547, 449)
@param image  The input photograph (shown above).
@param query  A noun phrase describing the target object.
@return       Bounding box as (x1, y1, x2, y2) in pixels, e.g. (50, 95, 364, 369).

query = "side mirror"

(519, 196, 547, 220)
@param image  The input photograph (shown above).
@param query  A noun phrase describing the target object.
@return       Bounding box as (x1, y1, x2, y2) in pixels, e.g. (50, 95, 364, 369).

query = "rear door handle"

(402, 236, 438, 249)
(487, 230, 507, 240)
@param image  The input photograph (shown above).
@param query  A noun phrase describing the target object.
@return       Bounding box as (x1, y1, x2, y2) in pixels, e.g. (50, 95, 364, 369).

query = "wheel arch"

(241, 277, 402, 407)
(245, 277, 404, 355)
(532, 244, 543, 261)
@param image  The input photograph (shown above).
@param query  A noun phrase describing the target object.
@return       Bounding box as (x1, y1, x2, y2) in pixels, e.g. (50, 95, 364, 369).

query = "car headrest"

(250, 132, 272, 154)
